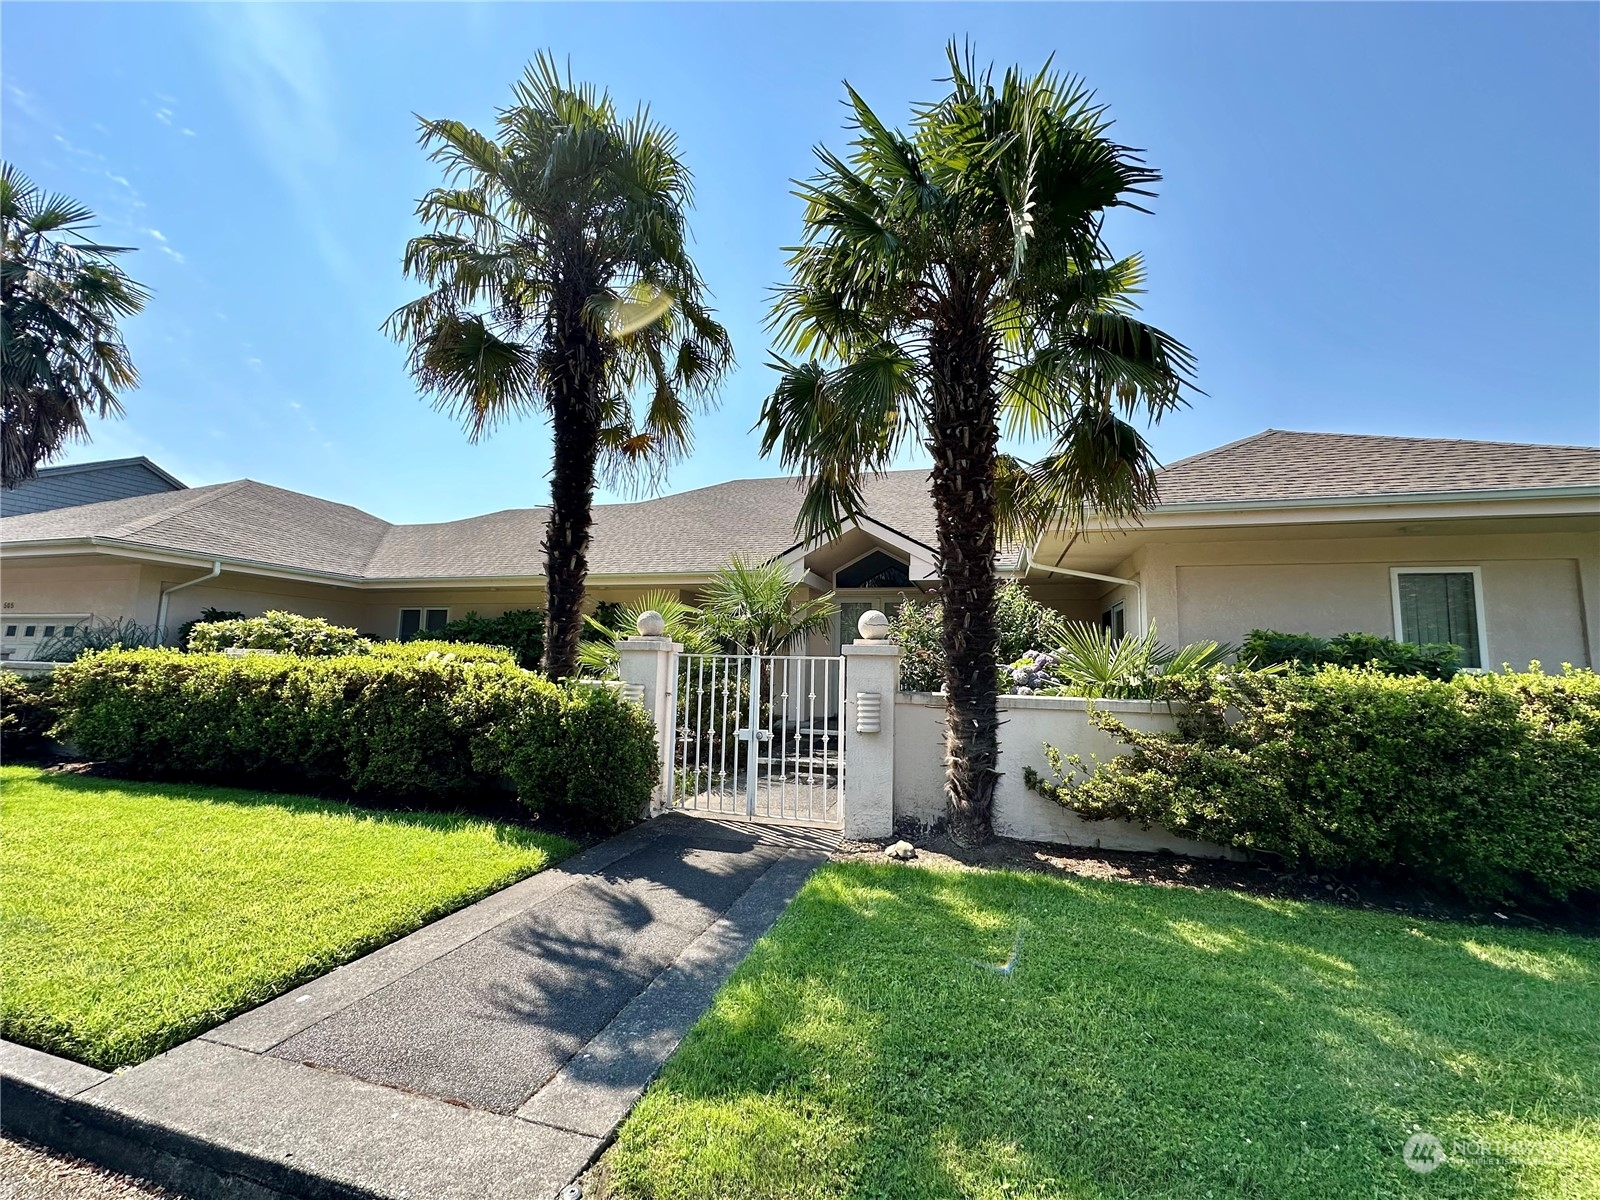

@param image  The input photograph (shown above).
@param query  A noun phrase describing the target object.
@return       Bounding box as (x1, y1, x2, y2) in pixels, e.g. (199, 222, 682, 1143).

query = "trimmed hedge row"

(1025, 666, 1600, 904)
(52, 649, 656, 831)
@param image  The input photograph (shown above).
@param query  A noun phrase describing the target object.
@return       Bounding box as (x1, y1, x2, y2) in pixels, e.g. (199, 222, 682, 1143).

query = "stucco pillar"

(841, 609, 902, 840)
(615, 611, 681, 815)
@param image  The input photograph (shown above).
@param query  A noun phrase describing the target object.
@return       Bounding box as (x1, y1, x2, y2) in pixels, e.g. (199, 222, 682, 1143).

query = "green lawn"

(0, 765, 574, 1069)
(605, 863, 1600, 1200)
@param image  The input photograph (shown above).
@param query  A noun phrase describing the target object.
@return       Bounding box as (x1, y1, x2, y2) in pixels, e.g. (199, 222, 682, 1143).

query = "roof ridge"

(1243, 429, 1600, 454)
(111, 480, 249, 538)
(1155, 429, 1281, 474)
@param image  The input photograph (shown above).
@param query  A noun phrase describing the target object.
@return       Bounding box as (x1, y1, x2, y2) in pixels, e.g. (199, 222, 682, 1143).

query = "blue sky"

(4, 2, 1596, 523)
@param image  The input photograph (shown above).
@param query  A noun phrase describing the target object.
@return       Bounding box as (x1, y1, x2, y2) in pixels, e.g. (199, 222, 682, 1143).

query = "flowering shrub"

(187, 611, 370, 657)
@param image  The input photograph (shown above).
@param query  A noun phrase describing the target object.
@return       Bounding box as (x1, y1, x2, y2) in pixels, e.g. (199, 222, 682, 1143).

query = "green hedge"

(1025, 666, 1600, 904)
(425, 609, 545, 671)
(52, 649, 657, 831)
(1241, 628, 1461, 679)
(1, 671, 57, 758)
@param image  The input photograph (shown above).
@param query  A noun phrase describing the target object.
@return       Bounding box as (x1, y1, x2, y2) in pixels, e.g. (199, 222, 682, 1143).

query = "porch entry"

(668, 652, 845, 826)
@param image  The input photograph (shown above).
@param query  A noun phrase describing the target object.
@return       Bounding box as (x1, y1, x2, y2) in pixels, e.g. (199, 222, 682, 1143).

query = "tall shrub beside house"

(760, 45, 1196, 842)
(388, 54, 733, 681)
(1025, 666, 1600, 903)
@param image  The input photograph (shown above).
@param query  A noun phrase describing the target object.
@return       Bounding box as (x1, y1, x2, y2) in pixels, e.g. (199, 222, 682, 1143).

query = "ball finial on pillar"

(857, 609, 890, 641)
(635, 610, 666, 637)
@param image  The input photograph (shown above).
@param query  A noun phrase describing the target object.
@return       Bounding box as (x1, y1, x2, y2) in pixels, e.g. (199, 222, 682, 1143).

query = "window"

(23, 626, 35, 638)
(1101, 602, 1126, 641)
(398, 608, 449, 638)
(1391, 568, 1485, 669)
(835, 550, 911, 590)
(42, 626, 55, 637)
(61, 626, 75, 636)
(3, 626, 14, 637)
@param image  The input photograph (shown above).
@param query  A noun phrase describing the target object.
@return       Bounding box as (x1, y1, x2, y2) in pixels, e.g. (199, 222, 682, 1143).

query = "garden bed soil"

(836, 827, 1600, 936)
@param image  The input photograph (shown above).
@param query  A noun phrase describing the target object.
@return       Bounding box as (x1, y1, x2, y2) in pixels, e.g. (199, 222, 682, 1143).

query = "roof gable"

(1, 457, 186, 517)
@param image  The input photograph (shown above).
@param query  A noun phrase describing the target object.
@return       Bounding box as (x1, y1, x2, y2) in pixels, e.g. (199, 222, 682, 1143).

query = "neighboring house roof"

(0, 457, 186, 517)
(3, 432, 1595, 583)
(1152, 429, 1600, 507)
(0, 469, 938, 582)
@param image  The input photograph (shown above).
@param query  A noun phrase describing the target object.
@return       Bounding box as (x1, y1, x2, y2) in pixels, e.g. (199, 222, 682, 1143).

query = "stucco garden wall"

(892, 692, 1240, 858)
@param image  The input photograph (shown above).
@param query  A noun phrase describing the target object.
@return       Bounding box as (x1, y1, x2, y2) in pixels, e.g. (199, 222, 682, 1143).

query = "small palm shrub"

(187, 611, 370, 657)
(1037, 623, 1236, 699)
(699, 555, 837, 655)
(1025, 665, 1600, 903)
(1241, 628, 1461, 679)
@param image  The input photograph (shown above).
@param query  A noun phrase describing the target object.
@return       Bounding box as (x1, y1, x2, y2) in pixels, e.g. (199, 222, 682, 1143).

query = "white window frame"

(1102, 601, 1126, 641)
(1389, 566, 1488, 670)
(397, 607, 450, 639)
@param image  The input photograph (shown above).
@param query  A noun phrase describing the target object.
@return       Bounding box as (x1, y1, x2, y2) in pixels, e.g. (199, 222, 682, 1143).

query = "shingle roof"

(4, 432, 1593, 581)
(0, 469, 937, 580)
(1153, 429, 1600, 506)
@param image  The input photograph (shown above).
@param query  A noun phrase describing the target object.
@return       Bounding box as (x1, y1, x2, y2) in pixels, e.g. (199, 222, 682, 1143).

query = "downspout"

(156, 560, 222, 644)
(1025, 557, 1147, 634)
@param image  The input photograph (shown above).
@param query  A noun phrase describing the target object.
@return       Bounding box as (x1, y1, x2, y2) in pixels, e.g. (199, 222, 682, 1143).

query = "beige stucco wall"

(1121, 529, 1596, 669)
(2, 560, 150, 625)
(893, 693, 1240, 857)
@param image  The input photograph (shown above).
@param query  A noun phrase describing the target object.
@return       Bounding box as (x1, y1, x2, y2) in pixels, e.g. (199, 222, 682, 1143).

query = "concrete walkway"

(2, 814, 837, 1200)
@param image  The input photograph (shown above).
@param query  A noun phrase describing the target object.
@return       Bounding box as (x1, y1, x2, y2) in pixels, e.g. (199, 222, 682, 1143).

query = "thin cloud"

(203, 5, 361, 295)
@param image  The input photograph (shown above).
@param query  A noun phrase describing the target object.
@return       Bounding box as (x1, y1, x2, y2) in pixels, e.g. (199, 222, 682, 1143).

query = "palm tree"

(388, 55, 733, 679)
(1, 165, 148, 488)
(700, 554, 838, 655)
(760, 45, 1197, 842)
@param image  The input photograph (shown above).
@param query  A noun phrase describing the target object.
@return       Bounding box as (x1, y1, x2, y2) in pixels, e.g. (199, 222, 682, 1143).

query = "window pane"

(398, 609, 422, 639)
(4, 626, 15, 637)
(1398, 572, 1480, 668)
(23, 626, 35, 637)
(62, 626, 75, 636)
(425, 608, 449, 633)
(836, 551, 910, 590)
(42, 626, 55, 636)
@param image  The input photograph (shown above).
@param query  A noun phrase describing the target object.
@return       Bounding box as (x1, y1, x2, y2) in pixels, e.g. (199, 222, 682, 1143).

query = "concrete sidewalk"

(2, 814, 837, 1200)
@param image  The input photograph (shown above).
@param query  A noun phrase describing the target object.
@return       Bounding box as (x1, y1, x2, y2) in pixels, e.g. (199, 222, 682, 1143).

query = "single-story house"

(3, 429, 1597, 670)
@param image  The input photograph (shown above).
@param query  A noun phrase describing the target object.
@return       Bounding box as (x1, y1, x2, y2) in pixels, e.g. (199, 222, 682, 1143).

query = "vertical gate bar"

(807, 656, 817, 821)
(746, 655, 760, 818)
(693, 654, 706, 811)
(836, 655, 846, 824)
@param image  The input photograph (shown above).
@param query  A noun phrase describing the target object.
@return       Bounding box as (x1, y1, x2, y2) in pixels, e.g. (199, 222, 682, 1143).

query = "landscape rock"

(883, 840, 917, 861)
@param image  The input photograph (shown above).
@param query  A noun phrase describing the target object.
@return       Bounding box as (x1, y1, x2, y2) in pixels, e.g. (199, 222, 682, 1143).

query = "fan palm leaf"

(388, 55, 732, 679)
(1, 164, 149, 488)
(760, 43, 1196, 841)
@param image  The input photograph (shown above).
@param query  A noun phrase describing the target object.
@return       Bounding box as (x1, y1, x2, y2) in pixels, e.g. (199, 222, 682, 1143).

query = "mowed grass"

(605, 862, 1600, 1200)
(1, 765, 574, 1069)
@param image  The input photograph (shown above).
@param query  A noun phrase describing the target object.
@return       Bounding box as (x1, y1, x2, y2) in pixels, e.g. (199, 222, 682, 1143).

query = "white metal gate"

(668, 653, 845, 825)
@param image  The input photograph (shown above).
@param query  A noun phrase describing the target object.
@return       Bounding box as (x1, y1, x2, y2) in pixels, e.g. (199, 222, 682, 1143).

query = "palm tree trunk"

(928, 292, 1001, 844)
(541, 284, 607, 681)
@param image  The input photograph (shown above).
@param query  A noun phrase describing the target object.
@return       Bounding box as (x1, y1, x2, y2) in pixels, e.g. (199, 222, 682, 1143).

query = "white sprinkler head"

(857, 609, 891, 640)
(635, 610, 666, 637)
